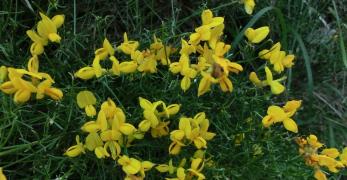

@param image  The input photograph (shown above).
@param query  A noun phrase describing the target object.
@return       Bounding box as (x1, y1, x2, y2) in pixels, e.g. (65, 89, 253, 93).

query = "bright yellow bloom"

(37, 13, 63, 43)
(314, 169, 327, 180)
(189, 9, 224, 46)
(74, 67, 97, 80)
(262, 100, 301, 133)
(64, 135, 85, 157)
(296, 134, 344, 180)
(169, 113, 215, 154)
(316, 154, 344, 173)
(139, 161, 155, 178)
(84, 132, 103, 152)
(150, 35, 175, 65)
(118, 155, 142, 175)
(94, 146, 110, 159)
(170, 54, 197, 92)
(138, 97, 179, 137)
(31, 10, 62, 50)
(103, 141, 121, 160)
(95, 38, 115, 60)
(119, 61, 138, 74)
(187, 158, 206, 179)
(249, 66, 285, 95)
(36, 79, 63, 100)
(151, 121, 170, 138)
(241, 0, 256, 15)
(245, 26, 269, 44)
(137, 53, 157, 73)
(156, 159, 176, 174)
(117, 32, 139, 55)
(339, 147, 347, 166)
(76, 90, 97, 117)
(180, 39, 196, 55)
(0, 68, 37, 103)
(111, 57, 139, 75)
(0, 167, 6, 180)
(197, 71, 218, 96)
(259, 42, 296, 73)
(92, 56, 104, 78)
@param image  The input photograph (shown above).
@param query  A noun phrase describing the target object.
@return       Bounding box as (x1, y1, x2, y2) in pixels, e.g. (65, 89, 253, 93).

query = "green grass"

(0, 0, 346, 179)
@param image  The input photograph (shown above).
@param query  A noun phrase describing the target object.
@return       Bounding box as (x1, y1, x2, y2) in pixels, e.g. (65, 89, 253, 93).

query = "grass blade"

(291, 28, 314, 96)
(331, 0, 347, 69)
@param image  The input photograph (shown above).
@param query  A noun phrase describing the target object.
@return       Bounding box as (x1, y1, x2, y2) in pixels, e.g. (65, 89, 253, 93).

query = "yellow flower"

(36, 79, 63, 100)
(264, 67, 285, 94)
(259, 42, 281, 59)
(0, 167, 6, 180)
(76, 90, 97, 117)
(85, 132, 103, 151)
(262, 101, 300, 133)
(156, 159, 176, 174)
(316, 154, 344, 173)
(258, 42, 296, 73)
(169, 113, 215, 154)
(64, 135, 85, 157)
(119, 61, 138, 74)
(26, 30, 47, 55)
(179, 39, 196, 55)
(321, 148, 340, 159)
(26, 14, 63, 56)
(245, 26, 270, 44)
(103, 141, 121, 160)
(189, 9, 224, 46)
(249, 67, 285, 95)
(187, 158, 205, 179)
(241, 0, 256, 15)
(151, 121, 170, 138)
(314, 169, 327, 180)
(118, 155, 142, 175)
(0, 68, 37, 103)
(92, 56, 104, 78)
(74, 67, 97, 80)
(117, 32, 139, 55)
(137, 54, 157, 73)
(95, 38, 115, 60)
(139, 161, 155, 178)
(307, 134, 323, 149)
(94, 146, 110, 159)
(170, 54, 197, 92)
(37, 12, 63, 43)
(100, 98, 118, 119)
(197, 71, 218, 96)
(339, 147, 347, 165)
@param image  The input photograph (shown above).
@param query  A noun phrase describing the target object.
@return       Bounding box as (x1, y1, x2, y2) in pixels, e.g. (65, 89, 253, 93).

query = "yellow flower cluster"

(65, 91, 214, 179)
(259, 42, 296, 73)
(0, 13, 64, 103)
(74, 33, 175, 80)
(138, 97, 180, 138)
(74, 10, 243, 97)
(246, 27, 296, 95)
(156, 150, 209, 179)
(261, 99, 347, 180)
(169, 113, 215, 155)
(296, 135, 347, 180)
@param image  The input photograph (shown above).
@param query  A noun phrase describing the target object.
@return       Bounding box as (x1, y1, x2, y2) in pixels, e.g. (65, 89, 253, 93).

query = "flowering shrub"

(0, 1, 345, 180)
